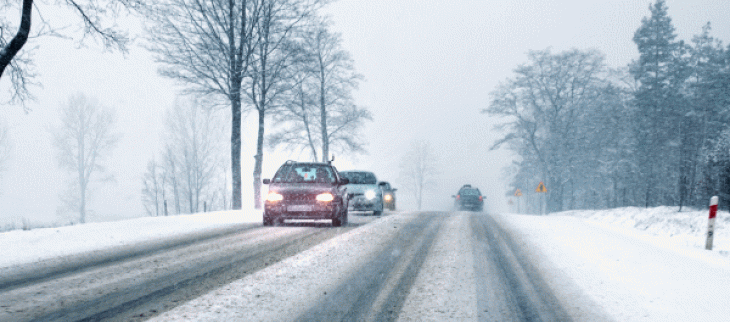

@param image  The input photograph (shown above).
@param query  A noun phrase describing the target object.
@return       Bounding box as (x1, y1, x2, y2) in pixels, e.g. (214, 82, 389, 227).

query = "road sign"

(514, 189, 522, 197)
(535, 181, 547, 193)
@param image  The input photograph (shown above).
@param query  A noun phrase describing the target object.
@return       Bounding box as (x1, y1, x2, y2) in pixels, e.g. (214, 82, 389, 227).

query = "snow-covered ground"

(1, 210, 263, 269)
(554, 206, 730, 256)
(497, 209, 730, 321)
(2, 206, 729, 321)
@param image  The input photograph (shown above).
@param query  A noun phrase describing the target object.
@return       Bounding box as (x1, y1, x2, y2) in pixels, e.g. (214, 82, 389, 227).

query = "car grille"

(282, 193, 317, 203)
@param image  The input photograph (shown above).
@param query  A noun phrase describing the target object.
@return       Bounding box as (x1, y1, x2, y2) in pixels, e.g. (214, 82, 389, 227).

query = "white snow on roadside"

(496, 208, 730, 322)
(554, 206, 730, 257)
(0, 210, 262, 269)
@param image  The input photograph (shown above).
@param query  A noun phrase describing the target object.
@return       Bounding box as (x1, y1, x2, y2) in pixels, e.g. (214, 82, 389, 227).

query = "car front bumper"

(348, 196, 382, 211)
(264, 202, 339, 220)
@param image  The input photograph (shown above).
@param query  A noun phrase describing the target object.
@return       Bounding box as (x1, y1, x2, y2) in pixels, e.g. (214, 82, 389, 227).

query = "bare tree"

(1, 0, 138, 106)
(142, 98, 226, 215)
(268, 61, 320, 160)
(163, 98, 225, 213)
(269, 21, 370, 162)
(308, 23, 367, 160)
(163, 146, 182, 214)
(248, 0, 325, 209)
(399, 140, 439, 211)
(54, 93, 118, 223)
(141, 159, 164, 216)
(142, 0, 259, 210)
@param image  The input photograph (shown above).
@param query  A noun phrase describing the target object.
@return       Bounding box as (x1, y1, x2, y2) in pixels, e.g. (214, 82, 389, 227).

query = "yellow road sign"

(535, 181, 547, 193)
(514, 189, 522, 197)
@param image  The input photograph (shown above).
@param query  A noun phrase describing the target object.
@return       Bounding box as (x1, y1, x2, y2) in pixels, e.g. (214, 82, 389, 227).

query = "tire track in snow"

(294, 212, 444, 322)
(2, 222, 364, 322)
(471, 213, 571, 321)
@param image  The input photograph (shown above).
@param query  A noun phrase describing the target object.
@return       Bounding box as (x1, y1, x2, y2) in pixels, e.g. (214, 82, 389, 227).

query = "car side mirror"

(339, 178, 349, 185)
(392, 188, 397, 192)
(263, 179, 271, 184)
(347, 193, 354, 200)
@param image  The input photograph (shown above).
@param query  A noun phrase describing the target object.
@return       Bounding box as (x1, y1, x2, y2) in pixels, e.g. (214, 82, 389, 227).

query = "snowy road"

(0, 216, 379, 322)
(148, 212, 611, 321)
(4, 209, 728, 321)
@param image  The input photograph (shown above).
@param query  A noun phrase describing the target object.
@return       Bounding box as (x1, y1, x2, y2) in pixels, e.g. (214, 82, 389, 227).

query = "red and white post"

(706, 196, 719, 250)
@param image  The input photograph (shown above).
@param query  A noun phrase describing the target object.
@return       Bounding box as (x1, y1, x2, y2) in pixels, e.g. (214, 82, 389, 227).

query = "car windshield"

(340, 171, 377, 184)
(460, 189, 480, 196)
(272, 164, 334, 183)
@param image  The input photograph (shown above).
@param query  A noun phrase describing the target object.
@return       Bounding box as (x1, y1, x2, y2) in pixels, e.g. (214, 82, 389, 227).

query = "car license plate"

(288, 205, 313, 212)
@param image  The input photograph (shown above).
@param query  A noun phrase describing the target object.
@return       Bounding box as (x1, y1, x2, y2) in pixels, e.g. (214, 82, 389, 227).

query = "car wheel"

(332, 217, 342, 227)
(373, 210, 382, 216)
(263, 216, 272, 226)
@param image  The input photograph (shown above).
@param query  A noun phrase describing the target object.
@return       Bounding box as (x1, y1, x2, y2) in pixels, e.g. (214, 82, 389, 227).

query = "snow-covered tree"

(485, 48, 608, 212)
(630, 0, 689, 207)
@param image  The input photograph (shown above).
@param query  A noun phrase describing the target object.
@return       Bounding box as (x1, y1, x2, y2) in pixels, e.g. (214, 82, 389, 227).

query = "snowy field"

(2, 206, 729, 321)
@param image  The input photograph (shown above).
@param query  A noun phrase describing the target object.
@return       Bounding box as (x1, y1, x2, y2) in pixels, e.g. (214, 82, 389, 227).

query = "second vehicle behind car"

(340, 171, 384, 216)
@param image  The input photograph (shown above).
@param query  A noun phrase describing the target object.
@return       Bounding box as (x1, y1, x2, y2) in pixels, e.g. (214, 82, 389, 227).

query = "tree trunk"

(320, 72, 328, 161)
(0, 0, 33, 79)
(253, 109, 265, 209)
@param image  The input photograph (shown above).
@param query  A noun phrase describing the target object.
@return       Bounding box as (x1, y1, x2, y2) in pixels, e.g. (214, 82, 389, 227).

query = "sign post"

(514, 189, 522, 213)
(706, 196, 719, 250)
(535, 182, 547, 215)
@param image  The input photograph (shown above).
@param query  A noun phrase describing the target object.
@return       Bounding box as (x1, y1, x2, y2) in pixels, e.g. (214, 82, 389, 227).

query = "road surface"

(1, 211, 610, 321)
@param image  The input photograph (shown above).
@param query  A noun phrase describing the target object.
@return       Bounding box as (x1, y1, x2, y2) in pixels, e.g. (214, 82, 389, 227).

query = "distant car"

(378, 181, 397, 210)
(340, 171, 384, 216)
(262, 160, 350, 227)
(452, 184, 484, 211)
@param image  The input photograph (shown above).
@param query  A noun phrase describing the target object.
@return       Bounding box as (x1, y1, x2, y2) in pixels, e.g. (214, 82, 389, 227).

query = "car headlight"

(384, 194, 393, 201)
(365, 190, 376, 200)
(266, 192, 283, 202)
(316, 193, 334, 202)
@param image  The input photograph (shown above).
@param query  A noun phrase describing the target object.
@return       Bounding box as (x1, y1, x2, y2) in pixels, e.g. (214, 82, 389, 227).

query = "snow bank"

(0, 210, 262, 269)
(549, 206, 730, 257)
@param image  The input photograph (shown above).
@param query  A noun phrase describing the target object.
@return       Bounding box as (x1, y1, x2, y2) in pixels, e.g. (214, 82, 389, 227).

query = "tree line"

(1, 0, 370, 217)
(485, 0, 730, 212)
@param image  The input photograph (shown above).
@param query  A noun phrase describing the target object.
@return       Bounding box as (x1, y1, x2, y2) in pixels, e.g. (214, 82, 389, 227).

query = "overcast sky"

(1, 0, 729, 224)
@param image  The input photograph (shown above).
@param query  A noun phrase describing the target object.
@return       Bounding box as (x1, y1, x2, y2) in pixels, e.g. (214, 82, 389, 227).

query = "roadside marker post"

(706, 196, 718, 250)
